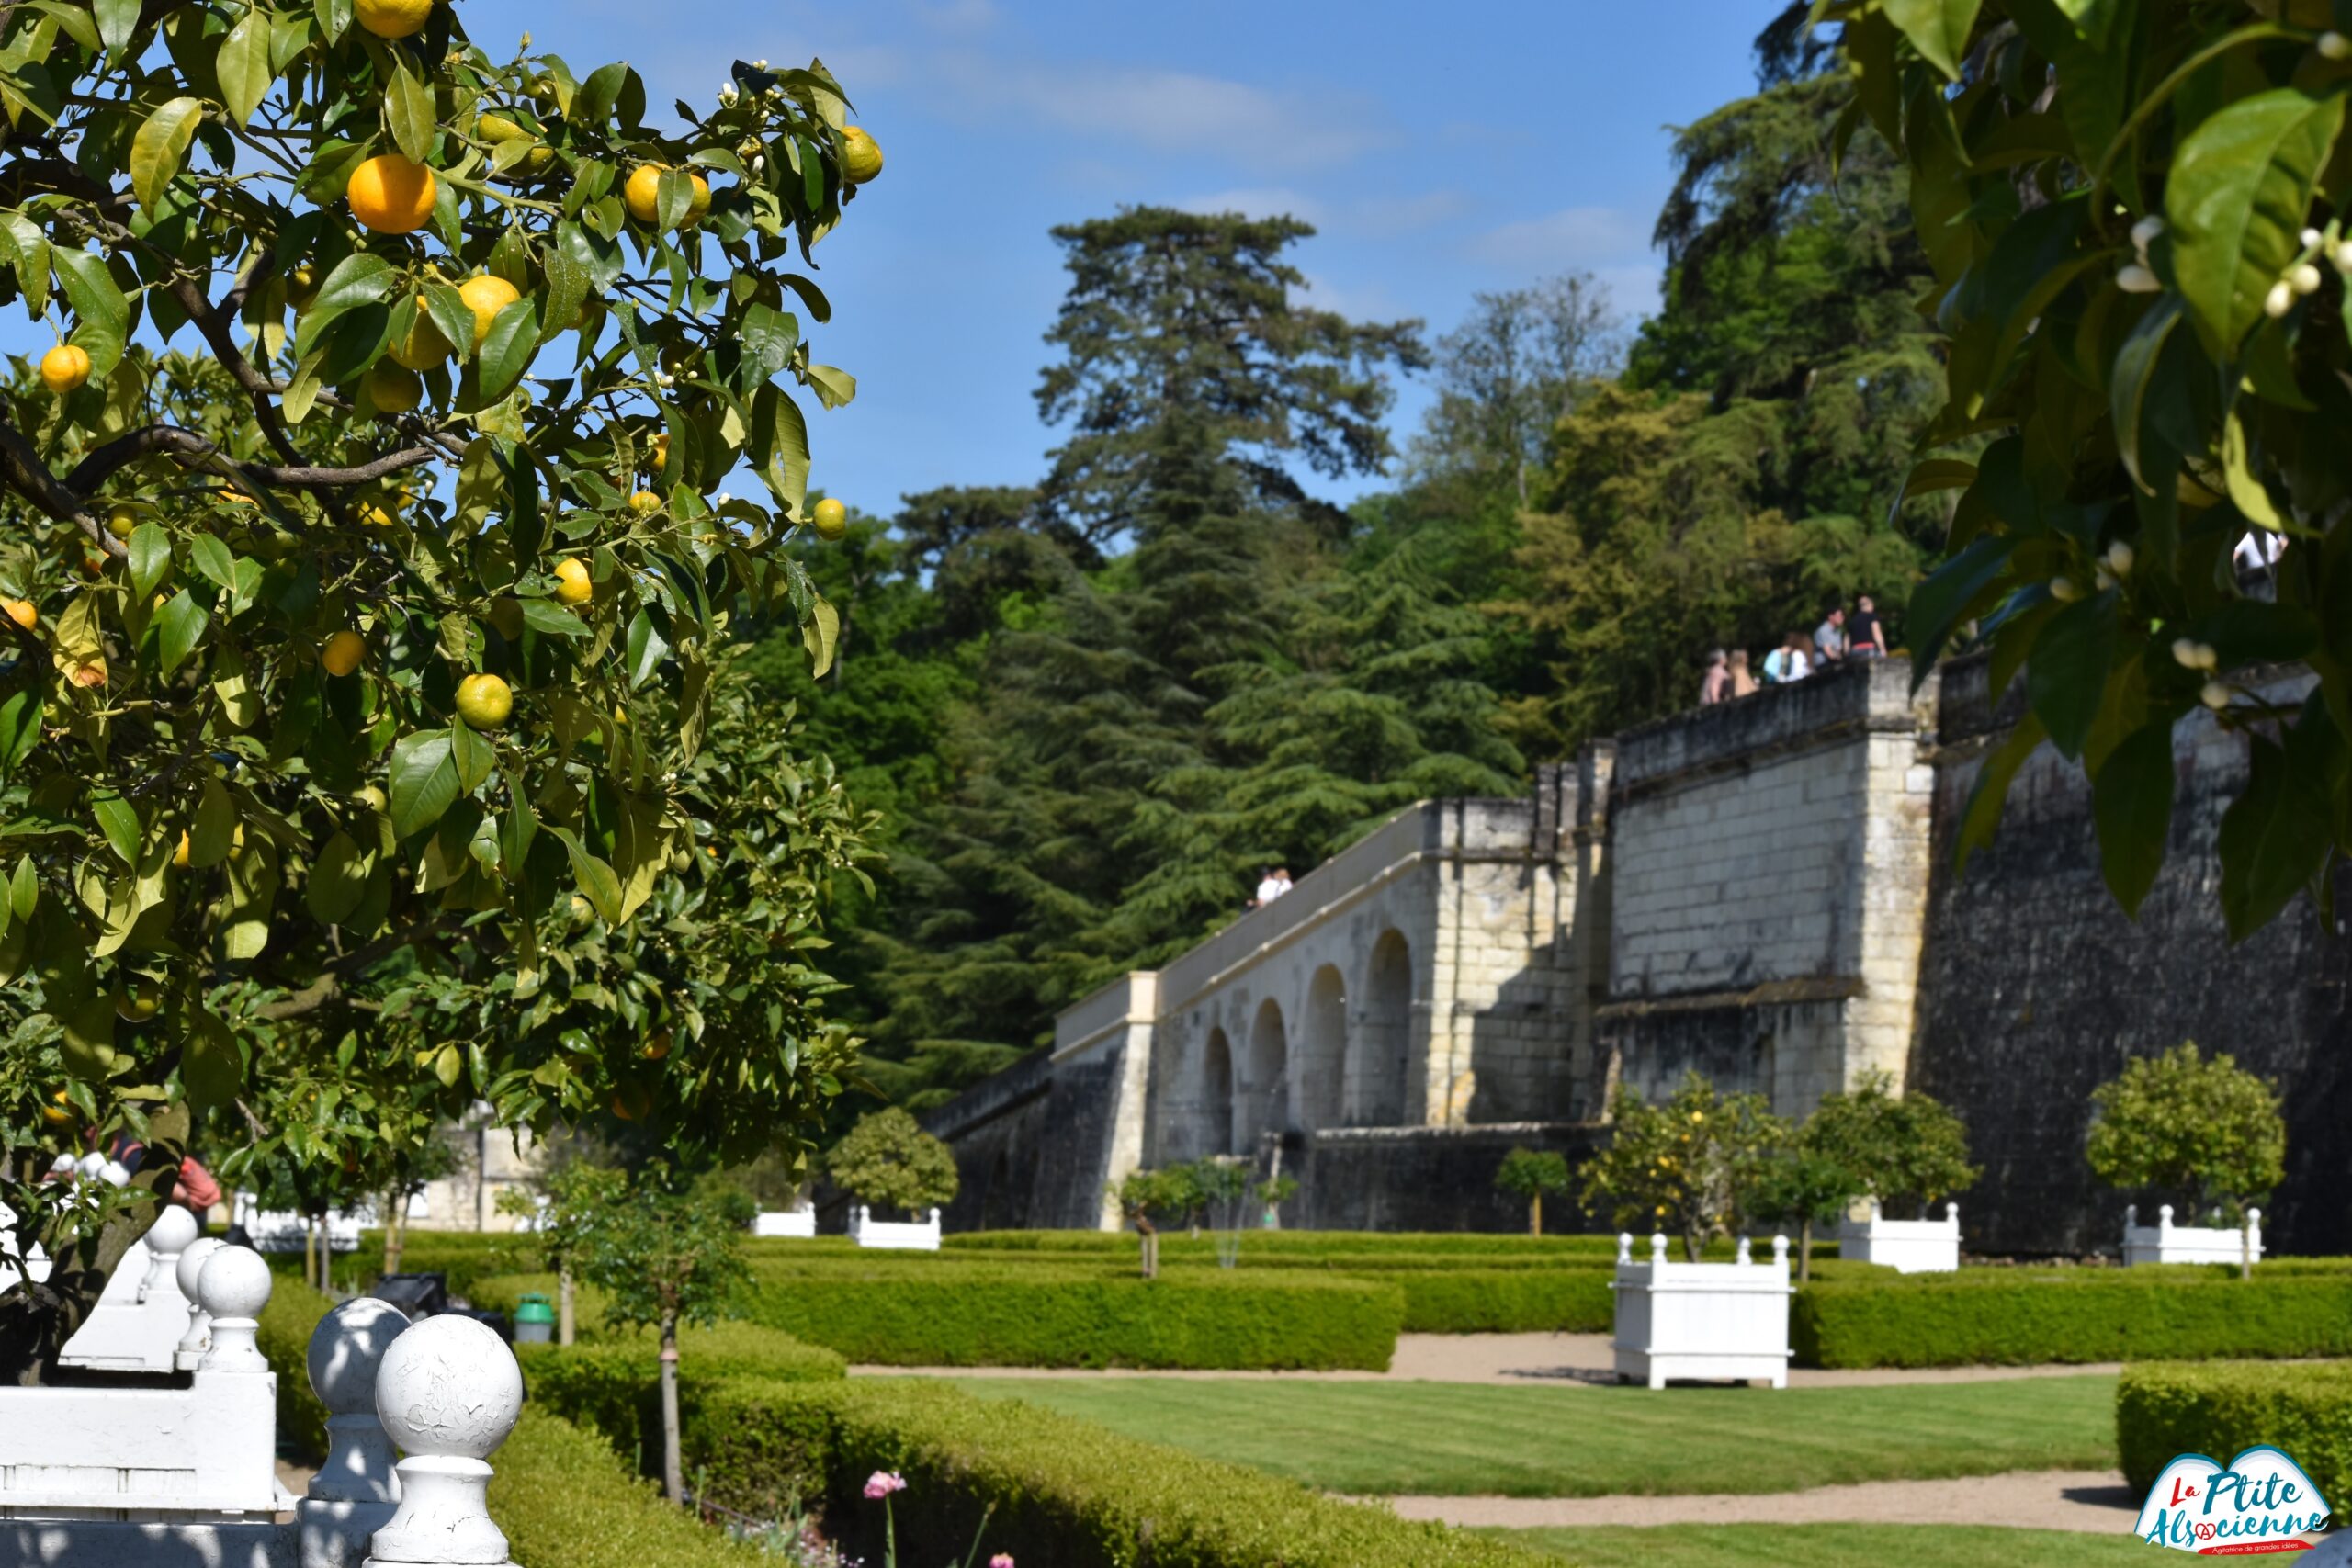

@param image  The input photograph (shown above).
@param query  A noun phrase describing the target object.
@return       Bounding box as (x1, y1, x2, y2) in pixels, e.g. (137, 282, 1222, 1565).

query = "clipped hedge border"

(495, 1405, 775, 1568)
(1796, 1274, 2352, 1369)
(739, 1259, 1403, 1369)
(2117, 1360, 2352, 1501)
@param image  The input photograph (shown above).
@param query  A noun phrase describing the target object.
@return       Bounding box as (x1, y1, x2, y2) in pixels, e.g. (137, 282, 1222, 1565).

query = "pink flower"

(862, 1471, 907, 1500)
(989, 1557, 1015, 1568)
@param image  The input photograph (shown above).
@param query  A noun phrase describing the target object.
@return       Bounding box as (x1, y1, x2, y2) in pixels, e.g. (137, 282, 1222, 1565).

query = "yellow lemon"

(390, 296, 452, 370)
(346, 154, 437, 234)
(106, 504, 138, 539)
(647, 432, 671, 471)
(174, 830, 192, 868)
(114, 977, 163, 1023)
(40, 1089, 72, 1126)
(1, 598, 34, 632)
(628, 490, 662, 515)
(682, 173, 712, 227)
(458, 275, 522, 346)
(321, 629, 367, 677)
(552, 558, 594, 605)
(841, 126, 883, 184)
(624, 164, 666, 223)
(354, 0, 432, 38)
(811, 497, 847, 540)
(365, 363, 422, 414)
(455, 671, 514, 728)
(40, 344, 90, 395)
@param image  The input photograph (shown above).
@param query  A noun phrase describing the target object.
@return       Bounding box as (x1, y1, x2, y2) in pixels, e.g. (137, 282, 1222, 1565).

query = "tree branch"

(0, 414, 122, 558)
(64, 424, 436, 495)
(258, 915, 449, 1021)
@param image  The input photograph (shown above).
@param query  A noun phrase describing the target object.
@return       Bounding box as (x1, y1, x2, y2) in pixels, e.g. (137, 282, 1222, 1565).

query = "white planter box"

(2123, 1203, 2263, 1268)
(753, 1205, 818, 1238)
(1838, 1201, 1962, 1274)
(1611, 1233, 1792, 1390)
(848, 1205, 940, 1251)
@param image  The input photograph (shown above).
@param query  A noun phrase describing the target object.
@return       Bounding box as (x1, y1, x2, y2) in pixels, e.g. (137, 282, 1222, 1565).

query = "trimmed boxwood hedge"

(1796, 1272, 2352, 1368)
(494, 1405, 776, 1568)
(2117, 1360, 2352, 1501)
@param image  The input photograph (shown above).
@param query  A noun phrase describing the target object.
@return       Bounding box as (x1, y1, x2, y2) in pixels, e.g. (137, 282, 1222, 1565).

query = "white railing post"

(364, 1314, 525, 1568)
(139, 1203, 198, 1302)
(175, 1235, 228, 1369)
(196, 1246, 273, 1373)
(301, 1296, 412, 1568)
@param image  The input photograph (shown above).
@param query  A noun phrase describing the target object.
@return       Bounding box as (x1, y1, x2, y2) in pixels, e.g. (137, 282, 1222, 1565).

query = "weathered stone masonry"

(925, 656, 2352, 1252)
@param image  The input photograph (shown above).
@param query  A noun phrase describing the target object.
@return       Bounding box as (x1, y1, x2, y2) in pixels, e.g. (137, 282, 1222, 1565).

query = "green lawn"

(943, 1375, 2120, 1497)
(1502, 1524, 2154, 1567)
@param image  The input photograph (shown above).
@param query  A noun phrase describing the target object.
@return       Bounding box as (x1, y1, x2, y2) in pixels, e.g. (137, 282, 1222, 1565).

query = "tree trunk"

(659, 1310, 684, 1502)
(1136, 1220, 1159, 1281)
(384, 1199, 408, 1280)
(2242, 1214, 2254, 1281)
(1798, 1217, 1814, 1286)
(558, 1265, 576, 1347)
(0, 1105, 190, 1384)
(1529, 1193, 1543, 1237)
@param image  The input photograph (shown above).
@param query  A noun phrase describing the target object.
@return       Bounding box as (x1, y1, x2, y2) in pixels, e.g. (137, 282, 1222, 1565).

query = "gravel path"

(855, 1332, 2120, 1387)
(1377, 1469, 2142, 1533)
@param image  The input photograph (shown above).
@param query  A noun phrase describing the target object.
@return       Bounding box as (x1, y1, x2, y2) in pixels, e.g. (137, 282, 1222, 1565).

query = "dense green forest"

(757, 13, 1952, 1117)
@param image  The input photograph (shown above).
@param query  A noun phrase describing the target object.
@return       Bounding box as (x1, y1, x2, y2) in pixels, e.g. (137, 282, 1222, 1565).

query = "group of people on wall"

(1699, 596, 1887, 706)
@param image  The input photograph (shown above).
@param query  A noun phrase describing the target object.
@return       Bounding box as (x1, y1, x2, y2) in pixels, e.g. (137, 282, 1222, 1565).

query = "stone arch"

(1197, 1027, 1235, 1156)
(1237, 998, 1289, 1148)
(1298, 965, 1348, 1131)
(1350, 928, 1413, 1125)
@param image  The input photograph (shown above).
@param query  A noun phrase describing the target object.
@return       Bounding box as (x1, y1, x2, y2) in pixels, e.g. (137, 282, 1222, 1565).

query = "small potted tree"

(2087, 1043, 2284, 1273)
(1110, 1168, 1190, 1280)
(827, 1109, 959, 1250)
(1583, 1073, 1793, 1390)
(1495, 1147, 1572, 1236)
(1746, 1148, 1863, 1285)
(1803, 1074, 1978, 1273)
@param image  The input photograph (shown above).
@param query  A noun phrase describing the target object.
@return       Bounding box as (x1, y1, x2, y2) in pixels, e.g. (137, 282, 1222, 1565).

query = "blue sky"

(21, 1, 1792, 514)
(461, 0, 1790, 512)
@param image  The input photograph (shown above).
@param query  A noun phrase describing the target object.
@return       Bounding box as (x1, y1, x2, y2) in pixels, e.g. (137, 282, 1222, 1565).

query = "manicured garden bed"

(2117, 1359, 2352, 1501)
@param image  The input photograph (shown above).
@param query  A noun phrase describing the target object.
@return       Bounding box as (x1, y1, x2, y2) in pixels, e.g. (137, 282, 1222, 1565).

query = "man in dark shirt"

(1849, 595, 1885, 658)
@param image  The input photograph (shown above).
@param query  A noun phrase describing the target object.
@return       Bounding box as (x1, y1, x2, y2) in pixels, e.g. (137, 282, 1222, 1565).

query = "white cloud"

(936, 56, 1388, 170)
(1468, 206, 1648, 269)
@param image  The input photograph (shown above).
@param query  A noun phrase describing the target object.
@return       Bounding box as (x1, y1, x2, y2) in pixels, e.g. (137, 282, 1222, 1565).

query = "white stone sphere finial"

(1771, 1234, 1790, 1268)
(366, 1314, 525, 1568)
(1649, 1232, 1668, 1263)
(139, 1203, 199, 1303)
(175, 1235, 228, 1362)
(1736, 1235, 1753, 1265)
(1616, 1232, 1632, 1265)
(196, 1245, 272, 1372)
(307, 1297, 411, 1505)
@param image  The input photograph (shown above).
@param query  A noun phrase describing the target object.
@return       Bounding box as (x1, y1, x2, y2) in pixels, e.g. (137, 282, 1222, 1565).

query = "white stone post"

(301, 1296, 413, 1568)
(175, 1235, 229, 1369)
(364, 1314, 526, 1568)
(139, 1202, 198, 1302)
(197, 1246, 273, 1373)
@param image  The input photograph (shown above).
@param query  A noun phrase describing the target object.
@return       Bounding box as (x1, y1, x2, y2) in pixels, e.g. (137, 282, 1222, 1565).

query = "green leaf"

(450, 722, 496, 793)
(189, 533, 237, 592)
(9, 855, 34, 920)
(423, 279, 477, 365)
(388, 728, 461, 839)
(0, 214, 52, 318)
(738, 302, 797, 387)
(0, 690, 39, 782)
(306, 829, 369, 923)
(2218, 711, 2336, 941)
(386, 56, 435, 165)
(2109, 296, 2183, 494)
(804, 362, 856, 411)
(190, 775, 236, 867)
(473, 299, 539, 401)
(2027, 591, 2120, 760)
(542, 241, 588, 338)
(1906, 535, 2015, 687)
(92, 0, 139, 51)
(216, 9, 271, 128)
(128, 522, 171, 599)
(52, 248, 128, 377)
(293, 253, 393, 360)
(154, 590, 209, 674)
(518, 598, 589, 638)
(803, 594, 839, 679)
(1953, 714, 2045, 877)
(130, 97, 203, 213)
(545, 824, 624, 922)
(750, 382, 810, 513)
(573, 62, 629, 128)
(2092, 720, 2176, 918)
(2167, 87, 2346, 358)
(1883, 0, 1984, 79)
(2221, 412, 2284, 531)
(90, 789, 140, 866)
(184, 1016, 242, 1110)
(624, 608, 668, 689)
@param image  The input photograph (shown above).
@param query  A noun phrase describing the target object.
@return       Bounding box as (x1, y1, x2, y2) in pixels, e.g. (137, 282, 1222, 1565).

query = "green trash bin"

(514, 1292, 556, 1345)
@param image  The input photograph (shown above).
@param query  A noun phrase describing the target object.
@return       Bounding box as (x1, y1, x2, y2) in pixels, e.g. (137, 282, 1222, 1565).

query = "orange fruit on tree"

(609, 1082, 652, 1121)
(552, 558, 593, 605)
(811, 497, 847, 540)
(457, 275, 522, 346)
(106, 504, 138, 539)
(321, 629, 367, 677)
(114, 976, 162, 1023)
(455, 671, 514, 728)
(623, 164, 666, 223)
(640, 1030, 673, 1061)
(354, 0, 432, 38)
(40, 344, 90, 394)
(628, 490, 662, 515)
(40, 1090, 72, 1126)
(346, 153, 437, 234)
(174, 830, 192, 868)
(682, 173, 712, 227)
(365, 363, 422, 414)
(390, 295, 453, 370)
(1, 598, 34, 631)
(647, 432, 671, 471)
(841, 127, 884, 184)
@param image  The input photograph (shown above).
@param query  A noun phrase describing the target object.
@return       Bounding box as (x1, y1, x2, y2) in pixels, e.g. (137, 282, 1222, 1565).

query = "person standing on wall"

(1727, 648, 1758, 696)
(1848, 595, 1885, 659)
(1814, 604, 1849, 664)
(1699, 648, 1730, 705)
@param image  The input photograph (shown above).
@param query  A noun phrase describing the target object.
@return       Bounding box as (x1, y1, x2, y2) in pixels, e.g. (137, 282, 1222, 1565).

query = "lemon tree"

(1838, 0, 2352, 935)
(0, 0, 885, 1376)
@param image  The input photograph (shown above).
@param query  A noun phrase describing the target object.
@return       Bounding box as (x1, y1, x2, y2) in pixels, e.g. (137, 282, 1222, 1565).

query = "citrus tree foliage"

(0, 0, 876, 1371)
(1798, 1071, 1979, 1213)
(2086, 1041, 2286, 1219)
(1492, 1145, 1570, 1235)
(823, 1106, 957, 1213)
(1838, 0, 2352, 933)
(1580, 1072, 1787, 1261)
(1745, 1146, 1862, 1282)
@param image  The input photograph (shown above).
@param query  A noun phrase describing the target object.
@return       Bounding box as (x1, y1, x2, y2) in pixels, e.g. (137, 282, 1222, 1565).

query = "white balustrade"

(752, 1203, 818, 1238)
(300, 1297, 413, 1568)
(1611, 1232, 1792, 1390)
(1837, 1200, 1962, 1274)
(847, 1204, 941, 1250)
(2123, 1202, 2263, 1268)
(363, 1314, 526, 1568)
(175, 1235, 230, 1371)
(60, 1204, 201, 1373)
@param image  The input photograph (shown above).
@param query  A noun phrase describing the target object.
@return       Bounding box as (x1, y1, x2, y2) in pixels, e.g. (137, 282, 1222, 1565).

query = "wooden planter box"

(2122, 1203, 2263, 1268)
(1838, 1201, 1962, 1274)
(848, 1205, 942, 1251)
(1610, 1233, 1792, 1389)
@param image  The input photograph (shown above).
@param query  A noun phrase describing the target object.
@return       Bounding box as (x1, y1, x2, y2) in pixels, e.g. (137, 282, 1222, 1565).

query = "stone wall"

(1289, 1122, 1607, 1232)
